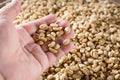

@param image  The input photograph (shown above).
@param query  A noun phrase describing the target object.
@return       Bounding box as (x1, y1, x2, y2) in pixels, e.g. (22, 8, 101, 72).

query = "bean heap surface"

(14, 0, 120, 80)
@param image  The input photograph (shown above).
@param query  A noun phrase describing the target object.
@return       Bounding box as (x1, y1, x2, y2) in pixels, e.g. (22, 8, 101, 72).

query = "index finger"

(18, 14, 57, 35)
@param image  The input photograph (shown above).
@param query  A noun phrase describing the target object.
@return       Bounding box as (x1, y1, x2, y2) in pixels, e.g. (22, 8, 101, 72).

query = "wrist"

(0, 72, 4, 80)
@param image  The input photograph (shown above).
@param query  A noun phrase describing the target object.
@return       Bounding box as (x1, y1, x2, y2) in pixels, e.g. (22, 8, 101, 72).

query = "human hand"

(0, 0, 74, 80)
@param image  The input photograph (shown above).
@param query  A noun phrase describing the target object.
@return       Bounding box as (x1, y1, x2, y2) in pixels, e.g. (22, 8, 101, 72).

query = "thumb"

(0, 0, 21, 22)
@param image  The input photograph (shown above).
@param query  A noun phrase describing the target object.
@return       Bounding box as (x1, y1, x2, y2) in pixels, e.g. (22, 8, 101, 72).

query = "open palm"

(0, 0, 74, 80)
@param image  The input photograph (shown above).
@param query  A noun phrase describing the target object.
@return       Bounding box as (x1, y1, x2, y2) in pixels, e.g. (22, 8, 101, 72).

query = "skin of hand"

(0, 0, 74, 80)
